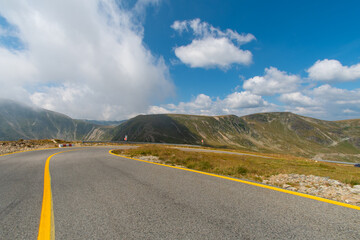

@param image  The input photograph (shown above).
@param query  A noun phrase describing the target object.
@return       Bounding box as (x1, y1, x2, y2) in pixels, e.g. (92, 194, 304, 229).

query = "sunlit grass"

(112, 144, 360, 185)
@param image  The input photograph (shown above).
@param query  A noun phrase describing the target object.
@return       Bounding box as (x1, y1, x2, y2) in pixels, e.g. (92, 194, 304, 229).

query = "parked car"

(354, 163, 360, 167)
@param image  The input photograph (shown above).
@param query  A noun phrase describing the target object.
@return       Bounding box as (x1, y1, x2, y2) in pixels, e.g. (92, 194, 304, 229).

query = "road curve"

(0, 147, 359, 239)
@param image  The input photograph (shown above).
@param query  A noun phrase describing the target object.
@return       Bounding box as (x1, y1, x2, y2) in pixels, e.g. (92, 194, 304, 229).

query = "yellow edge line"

(37, 150, 75, 240)
(0, 147, 59, 157)
(109, 150, 360, 211)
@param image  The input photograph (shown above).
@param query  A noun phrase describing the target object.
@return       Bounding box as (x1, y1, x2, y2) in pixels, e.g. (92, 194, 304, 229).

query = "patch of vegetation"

(345, 179, 360, 186)
(318, 163, 336, 170)
(331, 141, 360, 154)
(111, 112, 360, 162)
(236, 166, 248, 175)
(112, 145, 360, 185)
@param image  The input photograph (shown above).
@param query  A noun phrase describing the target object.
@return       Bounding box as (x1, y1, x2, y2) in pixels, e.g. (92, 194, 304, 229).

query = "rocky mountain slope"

(112, 113, 360, 161)
(1, 99, 359, 162)
(0, 99, 113, 141)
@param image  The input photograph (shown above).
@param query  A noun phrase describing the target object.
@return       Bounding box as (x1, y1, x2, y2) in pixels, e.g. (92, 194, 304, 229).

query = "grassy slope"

(112, 145, 360, 186)
(112, 112, 360, 161)
(112, 114, 200, 143)
(0, 100, 113, 141)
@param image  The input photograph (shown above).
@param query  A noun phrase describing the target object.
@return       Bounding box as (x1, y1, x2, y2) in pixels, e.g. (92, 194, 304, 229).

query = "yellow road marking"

(0, 147, 58, 157)
(109, 150, 360, 211)
(37, 150, 75, 240)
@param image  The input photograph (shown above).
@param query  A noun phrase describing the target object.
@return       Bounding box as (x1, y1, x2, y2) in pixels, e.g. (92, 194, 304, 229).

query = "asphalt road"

(1, 147, 359, 239)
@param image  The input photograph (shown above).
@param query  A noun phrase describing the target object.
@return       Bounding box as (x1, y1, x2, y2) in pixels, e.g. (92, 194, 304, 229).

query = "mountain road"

(0, 147, 359, 239)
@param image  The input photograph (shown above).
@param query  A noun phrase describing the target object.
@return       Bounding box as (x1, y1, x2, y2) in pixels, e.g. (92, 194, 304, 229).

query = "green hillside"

(0, 99, 113, 141)
(1, 98, 359, 162)
(112, 112, 360, 162)
(112, 114, 199, 143)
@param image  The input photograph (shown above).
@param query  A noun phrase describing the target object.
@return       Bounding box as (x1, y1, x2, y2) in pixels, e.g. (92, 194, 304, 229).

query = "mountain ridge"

(112, 112, 360, 162)
(1, 99, 359, 162)
(0, 99, 113, 141)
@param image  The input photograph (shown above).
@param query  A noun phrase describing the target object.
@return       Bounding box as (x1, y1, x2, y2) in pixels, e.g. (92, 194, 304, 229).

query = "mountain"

(1, 98, 359, 162)
(0, 99, 113, 141)
(112, 113, 360, 162)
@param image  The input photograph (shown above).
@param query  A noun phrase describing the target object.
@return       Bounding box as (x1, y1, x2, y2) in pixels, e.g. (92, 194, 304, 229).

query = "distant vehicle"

(354, 163, 360, 167)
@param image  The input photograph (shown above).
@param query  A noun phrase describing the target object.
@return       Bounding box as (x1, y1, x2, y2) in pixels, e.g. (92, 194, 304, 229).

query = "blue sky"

(141, 0, 360, 97)
(0, 0, 360, 120)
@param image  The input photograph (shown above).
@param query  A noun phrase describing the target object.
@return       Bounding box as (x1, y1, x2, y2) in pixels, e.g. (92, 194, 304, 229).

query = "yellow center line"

(37, 150, 76, 240)
(109, 150, 360, 211)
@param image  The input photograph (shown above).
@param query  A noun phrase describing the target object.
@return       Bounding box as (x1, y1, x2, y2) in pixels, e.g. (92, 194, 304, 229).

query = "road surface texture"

(0, 147, 359, 239)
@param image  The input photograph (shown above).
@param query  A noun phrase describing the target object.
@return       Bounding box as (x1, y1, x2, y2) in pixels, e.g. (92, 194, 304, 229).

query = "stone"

(263, 173, 360, 207)
(350, 188, 360, 194)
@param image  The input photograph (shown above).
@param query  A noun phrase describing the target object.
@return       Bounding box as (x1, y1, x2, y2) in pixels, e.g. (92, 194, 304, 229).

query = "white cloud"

(171, 20, 188, 34)
(165, 94, 214, 115)
(243, 67, 300, 95)
(172, 19, 255, 45)
(281, 84, 360, 120)
(311, 84, 347, 100)
(0, 0, 173, 120)
(279, 92, 316, 106)
(312, 85, 360, 105)
(174, 37, 252, 68)
(288, 106, 326, 117)
(343, 109, 355, 114)
(307, 59, 360, 82)
(147, 105, 170, 114)
(223, 91, 267, 109)
(172, 18, 255, 69)
(148, 91, 272, 116)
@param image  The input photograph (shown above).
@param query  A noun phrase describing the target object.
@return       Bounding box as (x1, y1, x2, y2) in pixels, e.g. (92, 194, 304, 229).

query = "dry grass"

(112, 144, 360, 185)
(0, 139, 60, 155)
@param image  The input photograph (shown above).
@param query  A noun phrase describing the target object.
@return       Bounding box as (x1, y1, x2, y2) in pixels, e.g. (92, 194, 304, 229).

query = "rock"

(263, 173, 360, 207)
(350, 187, 360, 194)
(330, 180, 342, 186)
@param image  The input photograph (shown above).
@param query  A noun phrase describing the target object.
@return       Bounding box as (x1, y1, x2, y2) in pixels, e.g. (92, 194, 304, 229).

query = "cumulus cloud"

(164, 94, 214, 115)
(312, 84, 360, 105)
(222, 91, 266, 109)
(243, 67, 300, 95)
(307, 59, 360, 82)
(172, 18, 255, 69)
(343, 109, 355, 114)
(147, 105, 170, 114)
(0, 0, 173, 120)
(281, 84, 360, 120)
(287, 106, 326, 117)
(174, 37, 252, 68)
(279, 92, 316, 106)
(148, 91, 272, 116)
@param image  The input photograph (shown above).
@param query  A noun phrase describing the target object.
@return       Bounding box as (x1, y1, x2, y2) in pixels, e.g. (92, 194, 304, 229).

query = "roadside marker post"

(58, 144, 73, 148)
